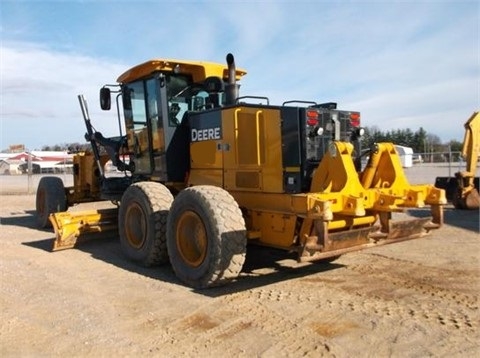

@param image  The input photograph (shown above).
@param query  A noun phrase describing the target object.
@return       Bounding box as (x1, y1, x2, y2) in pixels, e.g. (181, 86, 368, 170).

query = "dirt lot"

(1, 189, 479, 357)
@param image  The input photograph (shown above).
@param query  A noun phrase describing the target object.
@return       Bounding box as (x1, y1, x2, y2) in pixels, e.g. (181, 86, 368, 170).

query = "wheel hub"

(176, 211, 207, 268)
(125, 202, 147, 249)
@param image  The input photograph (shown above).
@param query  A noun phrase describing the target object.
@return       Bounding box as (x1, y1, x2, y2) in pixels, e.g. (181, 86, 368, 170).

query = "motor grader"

(36, 53, 446, 288)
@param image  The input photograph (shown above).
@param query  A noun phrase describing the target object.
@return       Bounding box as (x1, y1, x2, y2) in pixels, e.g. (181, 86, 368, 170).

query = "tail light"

(306, 109, 319, 126)
(350, 112, 360, 127)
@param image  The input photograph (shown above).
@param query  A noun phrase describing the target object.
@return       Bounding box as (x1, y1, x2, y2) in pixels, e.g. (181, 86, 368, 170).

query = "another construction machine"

(435, 112, 480, 209)
(36, 54, 446, 288)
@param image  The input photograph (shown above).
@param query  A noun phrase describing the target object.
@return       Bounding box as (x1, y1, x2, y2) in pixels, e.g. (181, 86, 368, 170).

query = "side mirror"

(100, 87, 111, 110)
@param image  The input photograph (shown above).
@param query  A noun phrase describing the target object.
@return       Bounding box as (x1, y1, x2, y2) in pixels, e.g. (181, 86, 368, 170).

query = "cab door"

(123, 79, 161, 174)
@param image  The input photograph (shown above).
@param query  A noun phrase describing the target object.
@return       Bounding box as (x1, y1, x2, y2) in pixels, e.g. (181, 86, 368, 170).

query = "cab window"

(167, 74, 208, 125)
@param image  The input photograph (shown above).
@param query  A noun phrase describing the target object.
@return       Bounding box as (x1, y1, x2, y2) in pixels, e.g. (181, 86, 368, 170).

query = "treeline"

(40, 142, 91, 153)
(361, 126, 462, 154)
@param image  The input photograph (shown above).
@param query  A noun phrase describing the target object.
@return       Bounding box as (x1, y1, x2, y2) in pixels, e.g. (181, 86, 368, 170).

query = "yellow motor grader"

(36, 54, 446, 288)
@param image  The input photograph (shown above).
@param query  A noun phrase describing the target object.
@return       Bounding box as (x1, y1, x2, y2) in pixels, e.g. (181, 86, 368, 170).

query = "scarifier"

(36, 54, 446, 288)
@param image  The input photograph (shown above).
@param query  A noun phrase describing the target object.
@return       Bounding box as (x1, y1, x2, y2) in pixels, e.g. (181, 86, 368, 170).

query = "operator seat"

(204, 76, 225, 108)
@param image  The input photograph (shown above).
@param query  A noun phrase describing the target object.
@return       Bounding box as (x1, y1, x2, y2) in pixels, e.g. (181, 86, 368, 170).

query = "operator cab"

(99, 58, 246, 182)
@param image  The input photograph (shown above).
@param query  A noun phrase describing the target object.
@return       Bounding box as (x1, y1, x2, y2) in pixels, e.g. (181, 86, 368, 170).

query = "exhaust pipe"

(225, 53, 240, 105)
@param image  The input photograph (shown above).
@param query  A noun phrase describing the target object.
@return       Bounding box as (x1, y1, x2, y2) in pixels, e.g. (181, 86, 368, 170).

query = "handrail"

(282, 100, 317, 107)
(234, 108, 242, 165)
(236, 96, 270, 105)
(255, 111, 263, 165)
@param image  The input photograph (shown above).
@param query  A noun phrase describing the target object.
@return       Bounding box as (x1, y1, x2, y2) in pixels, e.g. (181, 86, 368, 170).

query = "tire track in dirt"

(340, 253, 479, 333)
(158, 289, 335, 357)
(349, 253, 478, 306)
(146, 246, 480, 356)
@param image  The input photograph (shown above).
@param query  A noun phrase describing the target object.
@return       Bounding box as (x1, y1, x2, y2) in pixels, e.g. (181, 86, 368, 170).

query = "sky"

(0, 0, 478, 151)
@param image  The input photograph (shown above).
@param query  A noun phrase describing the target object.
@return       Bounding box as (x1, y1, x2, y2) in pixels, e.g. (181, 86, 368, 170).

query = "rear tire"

(119, 182, 173, 266)
(35, 176, 67, 228)
(167, 185, 247, 288)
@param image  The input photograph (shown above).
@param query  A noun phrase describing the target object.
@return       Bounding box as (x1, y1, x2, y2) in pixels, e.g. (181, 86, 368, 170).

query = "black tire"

(35, 176, 67, 228)
(118, 182, 173, 266)
(166, 185, 247, 288)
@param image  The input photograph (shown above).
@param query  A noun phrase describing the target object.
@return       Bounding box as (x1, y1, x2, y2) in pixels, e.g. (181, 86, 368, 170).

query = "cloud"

(234, 2, 479, 141)
(0, 1, 478, 151)
(1, 41, 127, 150)
(346, 76, 477, 134)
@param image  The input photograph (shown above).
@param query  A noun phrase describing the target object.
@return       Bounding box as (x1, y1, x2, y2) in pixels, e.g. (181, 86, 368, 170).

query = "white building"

(394, 145, 413, 168)
(0, 151, 73, 175)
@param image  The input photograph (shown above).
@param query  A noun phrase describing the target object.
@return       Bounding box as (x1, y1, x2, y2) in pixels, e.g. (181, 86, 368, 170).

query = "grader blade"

(49, 208, 119, 251)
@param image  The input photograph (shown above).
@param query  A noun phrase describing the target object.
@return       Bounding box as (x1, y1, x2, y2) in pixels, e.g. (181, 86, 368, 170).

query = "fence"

(0, 173, 74, 195)
(401, 151, 474, 184)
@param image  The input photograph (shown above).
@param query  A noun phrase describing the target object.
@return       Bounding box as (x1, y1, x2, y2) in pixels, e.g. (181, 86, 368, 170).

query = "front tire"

(119, 182, 173, 266)
(167, 185, 247, 288)
(36, 176, 67, 228)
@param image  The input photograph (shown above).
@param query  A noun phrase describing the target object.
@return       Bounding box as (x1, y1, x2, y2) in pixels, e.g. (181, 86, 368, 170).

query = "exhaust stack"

(225, 53, 240, 105)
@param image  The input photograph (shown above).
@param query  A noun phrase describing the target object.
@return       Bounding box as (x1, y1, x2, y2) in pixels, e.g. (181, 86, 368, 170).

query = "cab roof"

(117, 58, 247, 84)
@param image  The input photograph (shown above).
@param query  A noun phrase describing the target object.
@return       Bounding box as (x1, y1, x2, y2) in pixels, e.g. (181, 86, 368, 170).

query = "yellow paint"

(117, 59, 247, 84)
(222, 106, 283, 193)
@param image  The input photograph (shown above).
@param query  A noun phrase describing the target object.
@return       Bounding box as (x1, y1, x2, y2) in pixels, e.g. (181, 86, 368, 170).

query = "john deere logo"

(191, 127, 221, 142)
